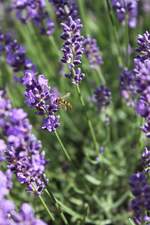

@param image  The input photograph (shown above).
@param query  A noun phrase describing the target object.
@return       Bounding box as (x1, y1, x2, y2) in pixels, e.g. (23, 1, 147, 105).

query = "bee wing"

(62, 92, 71, 99)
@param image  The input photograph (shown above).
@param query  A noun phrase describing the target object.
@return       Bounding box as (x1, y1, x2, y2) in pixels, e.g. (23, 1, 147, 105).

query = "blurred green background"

(0, 0, 150, 224)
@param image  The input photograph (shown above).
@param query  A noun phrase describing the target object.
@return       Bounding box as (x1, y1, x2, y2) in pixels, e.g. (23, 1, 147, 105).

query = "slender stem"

(105, 0, 124, 67)
(128, 218, 136, 225)
(45, 189, 69, 225)
(55, 130, 72, 162)
(32, 185, 55, 221)
(96, 67, 106, 85)
(31, 184, 54, 221)
(76, 85, 99, 153)
(38, 195, 55, 221)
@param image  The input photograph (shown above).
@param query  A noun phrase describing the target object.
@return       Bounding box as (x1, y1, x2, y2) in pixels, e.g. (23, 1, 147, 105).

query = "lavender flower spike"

(93, 85, 111, 111)
(24, 70, 60, 132)
(0, 90, 47, 195)
(129, 172, 150, 224)
(61, 16, 85, 84)
(136, 31, 150, 61)
(84, 36, 103, 68)
(12, 0, 55, 36)
(0, 170, 47, 224)
(50, 0, 78, 22)
(111, 0, 138, 28)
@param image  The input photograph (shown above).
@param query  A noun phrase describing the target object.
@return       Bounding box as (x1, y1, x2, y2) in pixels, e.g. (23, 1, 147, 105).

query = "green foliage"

(0, 0, 149, 224)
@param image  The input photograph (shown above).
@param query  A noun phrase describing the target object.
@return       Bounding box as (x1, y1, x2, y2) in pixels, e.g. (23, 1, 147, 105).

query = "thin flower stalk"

(54, 130, 72, 162)
(75, 84, 99, 153)
(45, 188, 69, 225)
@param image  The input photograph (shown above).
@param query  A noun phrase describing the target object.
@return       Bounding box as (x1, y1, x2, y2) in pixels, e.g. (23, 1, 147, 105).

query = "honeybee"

(56, 93, 72, 111)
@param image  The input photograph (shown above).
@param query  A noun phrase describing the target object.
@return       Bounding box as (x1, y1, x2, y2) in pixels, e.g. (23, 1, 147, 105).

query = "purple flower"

(24, 72, 59, 115)
(111, 0, 138, 28)
(0, 90, 47, 195)
(83, 36, 103, 68)
(0, 139, 7, 161)
(1, 33, 36, 74)
(0, 89, 11, 127)
(93, 85, 111, 111)
(120, 69, 137, 107)
(50, 0, 78, 22)
(42, 114, 60, 132)
(129, 172, 150, 224)
(0, 169, 47, 224)
(12, 0, 55, 36)
(120, 32, 150, 138)
(136, 31, 150, 61)
(0, 33, 61, 132)
(142, 147, 150, 172)
(0, 170, 12, 199)
(61, 16, 84, 84)
(18, 203, 47, 224)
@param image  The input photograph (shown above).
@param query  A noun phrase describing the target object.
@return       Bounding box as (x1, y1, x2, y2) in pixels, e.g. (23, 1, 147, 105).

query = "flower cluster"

(0, 170, 12, 199)
(136, 31, 150, 61)
(142, 147, 150, 173)
(0, 139, 7, 161)
(12, 0, 54, 36)
(120, 31, 150, 138)
(24, 70, 60, 132)
(83, 36, 103, 68)
(111, 0, 138, 28)
(0, 90, 47, 194)
(120, 69, 137, 107)
(122, 31, 150, 223)
(0, 170, 47, 224)
(93, 85, 111, 111)
(0, 32, 36, 73)
(129, 172, 150, 224)
(0, 32, 61, 132)
(49, 0, 78, 22)
(61, 16, 85, 84)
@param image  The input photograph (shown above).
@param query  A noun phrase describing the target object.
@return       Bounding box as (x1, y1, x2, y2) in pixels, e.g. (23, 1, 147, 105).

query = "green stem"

(105, 0, 123, 67)
(96, 67, 106, 85)
(45, 189, 69, 225)
(55, 130, 72, 162)
(31, 184, 54, 221)
(76, 85, 99, 153)
(128, 218, 136, 225)
(38, 194, 55, 221)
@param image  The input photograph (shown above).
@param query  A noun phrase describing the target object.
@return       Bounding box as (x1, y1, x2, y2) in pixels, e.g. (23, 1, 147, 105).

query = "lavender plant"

(0, 0, 150, 224)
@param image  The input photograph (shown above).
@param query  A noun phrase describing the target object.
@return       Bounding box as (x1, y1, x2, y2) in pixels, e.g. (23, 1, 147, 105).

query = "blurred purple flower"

(120, 69, 137, 107)
(0, 169, 47, 224)
(129, 172, 150, 224)
(93, 85, 111, 111)
(12, 0, 54, 36)
(83, 36, 103, 68)
(0, 139, 7, 161)
(111, 0, 138, 28)
(0, 170, 12, 199)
